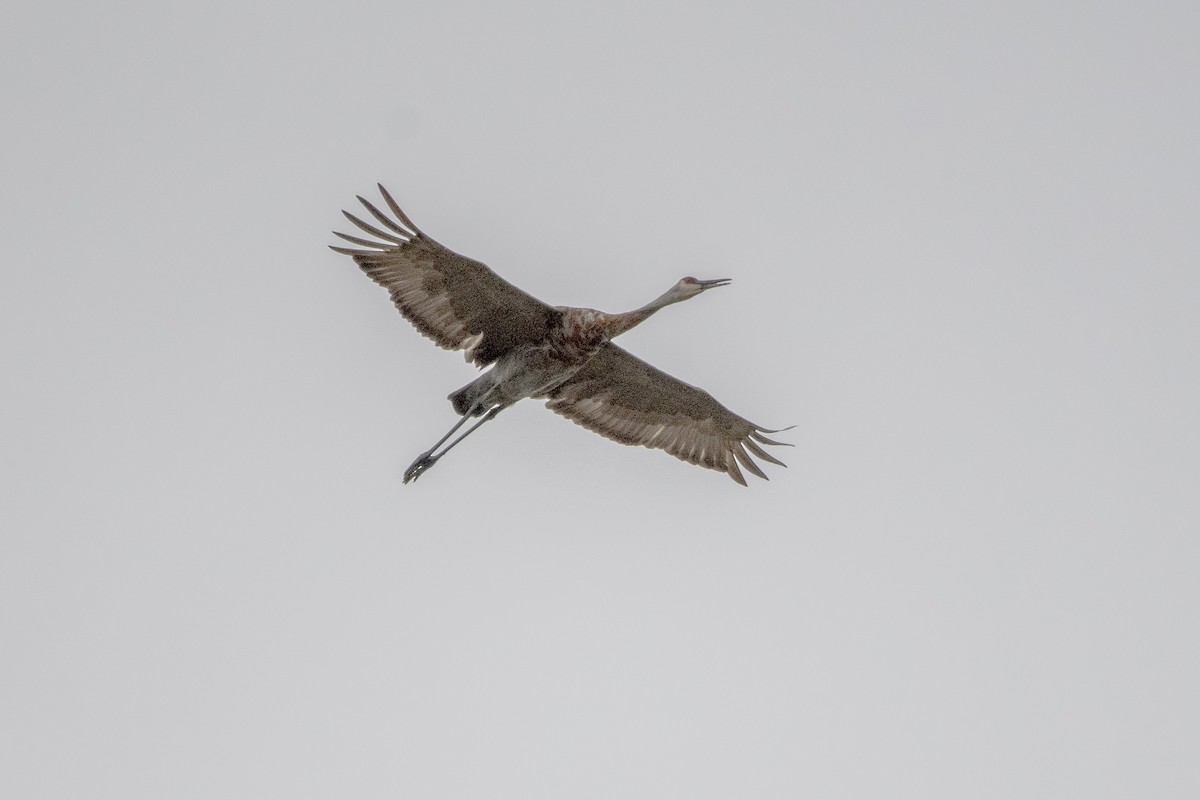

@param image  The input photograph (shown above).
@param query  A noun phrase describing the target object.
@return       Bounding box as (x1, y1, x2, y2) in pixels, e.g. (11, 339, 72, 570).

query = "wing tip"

(374, 183, 427, 237)
(751, 428, 795, 448)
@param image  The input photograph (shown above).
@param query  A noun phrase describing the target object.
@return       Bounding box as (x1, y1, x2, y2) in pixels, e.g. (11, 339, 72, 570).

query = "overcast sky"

(3, 1, 1198, 797)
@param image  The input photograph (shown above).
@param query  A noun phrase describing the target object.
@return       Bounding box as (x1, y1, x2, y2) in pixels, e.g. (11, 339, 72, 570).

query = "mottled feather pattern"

(330, 186, 560, 366)
(545, 344, 788, 485)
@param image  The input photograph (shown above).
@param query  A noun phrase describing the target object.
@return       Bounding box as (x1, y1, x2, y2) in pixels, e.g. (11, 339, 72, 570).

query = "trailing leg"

(403, 404, 505, 484)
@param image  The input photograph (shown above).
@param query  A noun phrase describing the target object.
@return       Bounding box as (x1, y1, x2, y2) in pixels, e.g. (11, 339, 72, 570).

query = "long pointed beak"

(699, 278, 732, 290)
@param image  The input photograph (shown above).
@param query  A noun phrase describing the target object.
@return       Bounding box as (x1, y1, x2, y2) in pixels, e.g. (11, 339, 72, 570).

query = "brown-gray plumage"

(545, 344, 789, 482)
(330, 185, 789, 485)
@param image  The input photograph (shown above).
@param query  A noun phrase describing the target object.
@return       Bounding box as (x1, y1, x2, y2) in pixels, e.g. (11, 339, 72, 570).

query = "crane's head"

(638, 277, 732, 315)
(673, 276, 732, 301)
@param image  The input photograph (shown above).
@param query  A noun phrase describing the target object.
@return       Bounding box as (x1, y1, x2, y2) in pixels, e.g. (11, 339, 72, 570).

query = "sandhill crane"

(329, 185, 790, 485)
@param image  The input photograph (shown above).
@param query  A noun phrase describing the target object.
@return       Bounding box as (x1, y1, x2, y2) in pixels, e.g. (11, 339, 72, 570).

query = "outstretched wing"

(330, 185, 561, 366)
(544, 343, 789, 485)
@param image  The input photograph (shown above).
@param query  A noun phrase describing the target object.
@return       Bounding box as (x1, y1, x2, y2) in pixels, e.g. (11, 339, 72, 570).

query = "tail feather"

(448, 377, 493, 417)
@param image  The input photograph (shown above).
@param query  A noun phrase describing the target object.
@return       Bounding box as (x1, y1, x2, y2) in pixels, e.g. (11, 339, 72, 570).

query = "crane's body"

(330, 185, 788, 485)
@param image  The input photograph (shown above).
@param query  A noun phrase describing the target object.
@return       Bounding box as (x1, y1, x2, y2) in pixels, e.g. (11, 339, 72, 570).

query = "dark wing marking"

(330, 185, 560, 366)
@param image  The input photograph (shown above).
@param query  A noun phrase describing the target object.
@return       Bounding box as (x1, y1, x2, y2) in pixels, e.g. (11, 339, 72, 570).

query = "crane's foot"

(403, 452, 440, 484)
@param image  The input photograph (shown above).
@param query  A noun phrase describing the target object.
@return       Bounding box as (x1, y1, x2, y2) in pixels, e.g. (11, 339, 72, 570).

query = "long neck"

(601, 288, 680, 339)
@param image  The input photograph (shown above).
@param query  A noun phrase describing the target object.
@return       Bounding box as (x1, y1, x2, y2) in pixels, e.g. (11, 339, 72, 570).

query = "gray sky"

(3, 1, 1198, 797)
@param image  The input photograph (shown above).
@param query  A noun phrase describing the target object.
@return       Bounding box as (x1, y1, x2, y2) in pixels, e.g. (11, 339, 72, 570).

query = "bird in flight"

(330, 185, 789, 485)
